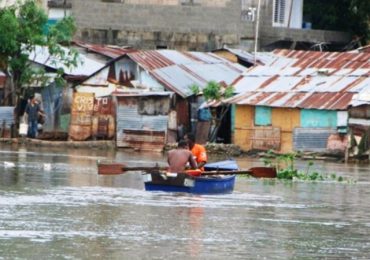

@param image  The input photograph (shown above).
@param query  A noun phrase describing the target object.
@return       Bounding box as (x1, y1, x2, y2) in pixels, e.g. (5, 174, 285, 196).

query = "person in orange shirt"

(185, 133, 208, 171)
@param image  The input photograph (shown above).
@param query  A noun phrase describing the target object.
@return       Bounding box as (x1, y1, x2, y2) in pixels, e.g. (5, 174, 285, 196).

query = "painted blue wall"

(301, 109, 337, 128)
(255, 106, 272, 126)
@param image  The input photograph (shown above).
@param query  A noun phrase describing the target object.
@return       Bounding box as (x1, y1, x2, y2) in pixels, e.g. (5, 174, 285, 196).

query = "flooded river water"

(0, 144, 370, 259)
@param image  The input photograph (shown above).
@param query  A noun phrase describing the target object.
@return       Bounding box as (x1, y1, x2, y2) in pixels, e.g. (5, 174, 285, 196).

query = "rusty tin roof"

(74, 41, 136, 59)
(227, 50, 370, 110)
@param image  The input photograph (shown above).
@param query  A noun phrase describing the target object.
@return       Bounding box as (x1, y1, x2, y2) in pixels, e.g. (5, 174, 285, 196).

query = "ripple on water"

(0, 186, 311, 210)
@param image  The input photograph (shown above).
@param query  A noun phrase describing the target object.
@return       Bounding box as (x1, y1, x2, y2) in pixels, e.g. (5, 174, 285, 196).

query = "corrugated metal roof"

(225, 48, 256, 62)
(113, 91, 172, 97)
(28, 45, 105, 77)
(356, 45, 370, 53)
(129, 50, 175, 71)
(227, 50, 370, 110)
(128, 49, 245, 98)
(152, 65, 205, 97)
(73, 41, 135, 58)
(229, 91, 354, 110)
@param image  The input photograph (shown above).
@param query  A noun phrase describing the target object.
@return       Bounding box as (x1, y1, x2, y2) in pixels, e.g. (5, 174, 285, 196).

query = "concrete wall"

(71, 0, 351, 51)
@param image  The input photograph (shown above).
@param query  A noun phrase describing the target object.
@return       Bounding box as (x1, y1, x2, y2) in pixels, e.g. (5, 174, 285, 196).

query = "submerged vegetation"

(262, 150, 350, 182)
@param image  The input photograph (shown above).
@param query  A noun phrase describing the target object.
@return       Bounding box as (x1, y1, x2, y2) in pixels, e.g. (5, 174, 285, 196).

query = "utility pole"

(64, 0, 67, 18)
(254, 0, 261, 64)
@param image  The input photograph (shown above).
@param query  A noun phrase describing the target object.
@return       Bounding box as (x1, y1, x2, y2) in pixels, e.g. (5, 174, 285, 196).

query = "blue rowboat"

(204, 159, 239, 171)
(143, 172, 235, 194)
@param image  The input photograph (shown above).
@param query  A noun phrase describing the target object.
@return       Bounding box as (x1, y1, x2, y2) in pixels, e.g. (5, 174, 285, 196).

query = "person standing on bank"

(167, 139, 198, 173)
(24, 95, 44, 138)
(186, 133, 208, 171)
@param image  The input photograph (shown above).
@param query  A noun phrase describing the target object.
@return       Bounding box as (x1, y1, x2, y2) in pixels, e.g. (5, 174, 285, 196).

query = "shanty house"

(75, 49, 246, 146)
(227, 50, 370, 155)
(114, 92, 173, 152)
(26, 45, 105, 136)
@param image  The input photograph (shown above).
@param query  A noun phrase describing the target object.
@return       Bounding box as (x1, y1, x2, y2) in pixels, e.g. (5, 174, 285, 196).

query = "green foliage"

(0, 0, 78, 106)
(304, 0, 370, 44)
(0, 8, 19, 57)
(48, 16, 76, 44)
(262, 150, 347, 182)
(201, 81, 234, 142)
(203, 81, 222, 101)
(202, 81, 235, 101)
(224, 85, 235, 99)
(190, 84, 200, 96)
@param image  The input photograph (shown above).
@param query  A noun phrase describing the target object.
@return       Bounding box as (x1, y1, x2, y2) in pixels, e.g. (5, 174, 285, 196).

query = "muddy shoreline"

(0, 137, 358, 163)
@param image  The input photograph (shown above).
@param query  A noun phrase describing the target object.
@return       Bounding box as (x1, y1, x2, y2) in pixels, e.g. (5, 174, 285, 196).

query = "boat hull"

(143, 172, 235, 194)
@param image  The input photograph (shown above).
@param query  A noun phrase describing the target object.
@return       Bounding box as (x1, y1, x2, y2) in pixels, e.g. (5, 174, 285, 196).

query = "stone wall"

(71, 0, 351, 51)
(72, 0, 252, 50)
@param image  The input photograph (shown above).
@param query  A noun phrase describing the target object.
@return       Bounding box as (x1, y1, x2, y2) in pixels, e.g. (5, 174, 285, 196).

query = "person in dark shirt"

(24, 95, 43, 138)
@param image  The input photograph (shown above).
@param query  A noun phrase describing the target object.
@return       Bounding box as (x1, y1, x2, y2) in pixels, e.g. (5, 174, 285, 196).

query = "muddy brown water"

(0, 144, 370, 259)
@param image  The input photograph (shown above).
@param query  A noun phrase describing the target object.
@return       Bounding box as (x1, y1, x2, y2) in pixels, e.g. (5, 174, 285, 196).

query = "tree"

(0, 1, 77, 120)
(304, 0, 370, 46)
(192, 81, 234, 142)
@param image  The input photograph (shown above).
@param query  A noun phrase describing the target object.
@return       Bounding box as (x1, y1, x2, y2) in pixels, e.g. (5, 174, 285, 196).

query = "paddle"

(97, 162, 276, 178)
(201, 167, 276, 178)
(97, 162, 167, 175)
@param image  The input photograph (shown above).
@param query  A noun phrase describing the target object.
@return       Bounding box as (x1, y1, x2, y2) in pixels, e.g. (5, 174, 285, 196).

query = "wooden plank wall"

(272, 108, 300, 153)
(234, 105, 254, 151)
(234, 105, 300, 153)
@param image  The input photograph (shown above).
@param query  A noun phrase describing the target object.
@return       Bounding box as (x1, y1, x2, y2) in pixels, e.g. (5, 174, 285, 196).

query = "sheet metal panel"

(293, 128, 337, 152)
(152, 62, 243, 98)
(187, 52, 226, 64)
(152, 66, 205, 97)
(117, 106, 168, 131)
(275, 50, 370, 70)
(127, 50, 245, 98)
(69, 93, 94, 141)
(159, 50, 198, 65)
(184, 63, 242, 85)
(28, 45, 104, 76)
(74, 41, 135, 58)
(349, 77, 370, 93)
(298, 92, 354, 110)
(223, 48, 256, 64)
(0, 106, 14, 127)
(245, 66, 301, 76)
(351, 89, 370, 107)
(116, 96, 169, 150)
(262, 76, 303, 92)
(233, 77, 268, 93)
(83, 67, 110, 86)
(128, 51, 175, 71)
(41, 83, 64, 132)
